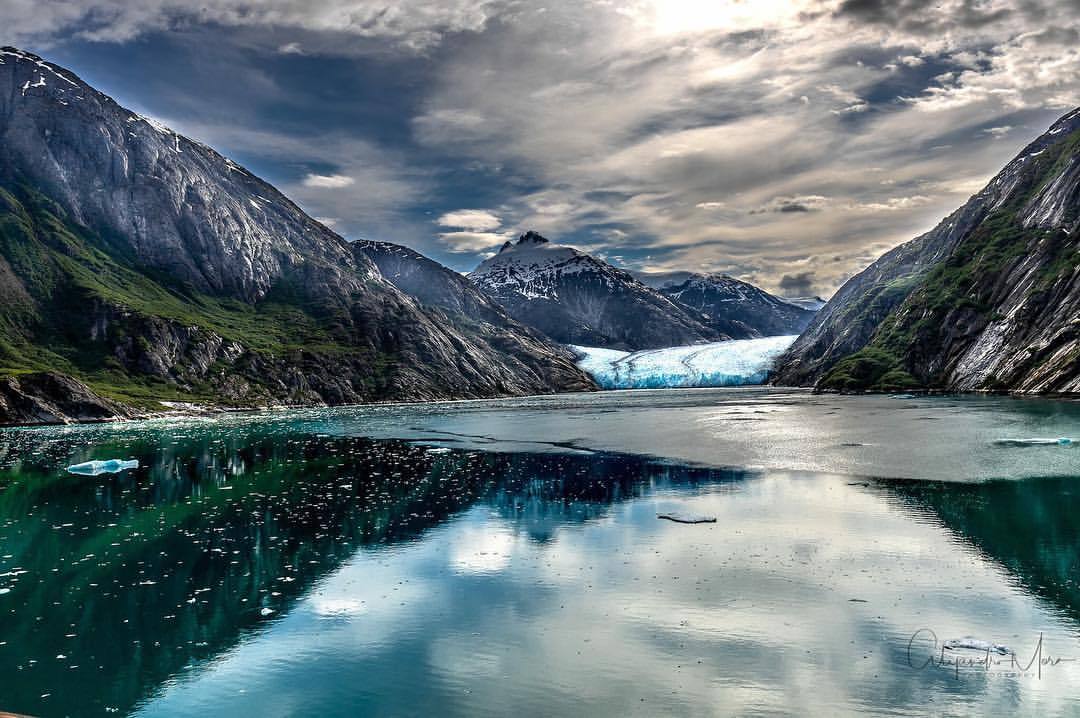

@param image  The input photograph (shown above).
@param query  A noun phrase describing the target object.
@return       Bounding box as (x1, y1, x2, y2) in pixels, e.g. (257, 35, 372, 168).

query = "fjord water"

(1, 389, 1080, 716)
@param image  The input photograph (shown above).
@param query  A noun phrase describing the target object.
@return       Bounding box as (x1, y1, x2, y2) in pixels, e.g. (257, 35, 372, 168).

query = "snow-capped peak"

(470, 232, 607, 300)
(499, 230, 551, 252)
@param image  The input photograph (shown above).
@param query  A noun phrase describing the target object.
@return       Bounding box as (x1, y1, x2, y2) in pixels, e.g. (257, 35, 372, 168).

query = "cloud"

(751, 196, 830, 215)
(437, 209, 502, 231)
(1, 0, 505, 50)
(301, 173, 356, 188)
(437, 231, 511, 253)
(850, 195, 932, 211)
(778, 271, 819, 297)
(13, 0, 1080, 292)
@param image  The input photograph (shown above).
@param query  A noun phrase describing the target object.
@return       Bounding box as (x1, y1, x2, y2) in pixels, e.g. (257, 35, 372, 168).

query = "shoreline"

(2, 383, 1078, 431)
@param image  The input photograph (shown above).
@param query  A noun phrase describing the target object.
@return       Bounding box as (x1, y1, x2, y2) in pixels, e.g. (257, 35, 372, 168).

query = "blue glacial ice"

(572, 335, 798, 390)
(66, 459, 140, 475)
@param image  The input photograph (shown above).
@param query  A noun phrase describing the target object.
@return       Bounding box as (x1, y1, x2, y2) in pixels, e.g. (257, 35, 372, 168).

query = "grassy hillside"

(0, 182, 376, 407)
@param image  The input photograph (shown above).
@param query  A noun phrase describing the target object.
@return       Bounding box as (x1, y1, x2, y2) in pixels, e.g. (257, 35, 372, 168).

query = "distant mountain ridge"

(773, 107, 1080, 394)
(469, 231, 723, 350)
(469, 232, 815, 350)
(0, 46, 594, 423)
(634, 271, 816, 338)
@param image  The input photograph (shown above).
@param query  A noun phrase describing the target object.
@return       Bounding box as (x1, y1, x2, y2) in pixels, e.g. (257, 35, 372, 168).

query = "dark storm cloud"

(778, 272, 819, 297)
(833, 0, 1013, 32)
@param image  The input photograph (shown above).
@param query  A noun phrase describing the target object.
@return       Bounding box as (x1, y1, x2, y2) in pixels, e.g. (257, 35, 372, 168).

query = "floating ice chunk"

(66, 459, 140, 476)
(943, 637, 1011, 655)
(657, 513, 717, 524)
(993, 438, 1074, 447)
(573, 335, 797, 389)
(260, 607, 275, 617)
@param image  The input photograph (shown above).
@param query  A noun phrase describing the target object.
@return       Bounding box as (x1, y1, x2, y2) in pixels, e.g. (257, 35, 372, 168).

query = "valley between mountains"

(1, 46, 1078, 425)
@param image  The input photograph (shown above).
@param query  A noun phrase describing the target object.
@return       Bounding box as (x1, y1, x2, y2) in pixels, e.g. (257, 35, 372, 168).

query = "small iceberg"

(66, 459, 140, 476)
(993, 438, 1074, 447)
(657, 512, 717, 524)
(943, 637, 1011, 655)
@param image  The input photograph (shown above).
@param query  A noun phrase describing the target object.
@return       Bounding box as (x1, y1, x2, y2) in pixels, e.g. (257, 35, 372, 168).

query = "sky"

(5, 0, 1080, 297)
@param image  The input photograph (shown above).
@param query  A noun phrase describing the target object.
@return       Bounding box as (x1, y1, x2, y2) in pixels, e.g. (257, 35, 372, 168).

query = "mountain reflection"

(0, 430, 745, 717)
(882, 476, 1080, 624)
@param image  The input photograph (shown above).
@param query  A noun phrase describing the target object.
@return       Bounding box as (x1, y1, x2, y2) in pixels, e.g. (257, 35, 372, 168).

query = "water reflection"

(0, 429, 740, 717)
(883, 476, 1080, 626)
(0, 419, 1078, 716)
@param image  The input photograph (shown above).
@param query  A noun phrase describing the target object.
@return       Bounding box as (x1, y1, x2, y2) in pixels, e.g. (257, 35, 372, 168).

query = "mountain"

(781, 296, 827, 312)
(469, 232, 723, 350)
(634, 271, 817, 338)
(0, 47, 594, 423)
(773, 107, 1080, 394)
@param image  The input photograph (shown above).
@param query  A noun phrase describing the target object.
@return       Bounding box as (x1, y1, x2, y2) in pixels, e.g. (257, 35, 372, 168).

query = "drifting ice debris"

(993, 438, 1074, 447)
(943, 637, 1011, 655)
(65, 459, 139, 476)
(657, 513, 717, 524)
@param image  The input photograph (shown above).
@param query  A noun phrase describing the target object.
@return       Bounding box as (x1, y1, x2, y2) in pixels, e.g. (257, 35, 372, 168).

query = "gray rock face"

(773, 107, 1080, 393)
(354, 240, 596, 394)
(636, 271, 816, 338)
(0, 47, 370, 302)
(469, 232, 723, 350)
(0, 372, 132, 426)
(0, 47, 596, 423)
(356, 240, 506, 320)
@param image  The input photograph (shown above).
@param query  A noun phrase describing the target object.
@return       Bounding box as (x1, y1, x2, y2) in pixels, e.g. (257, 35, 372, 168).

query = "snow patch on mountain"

(470, 231, 628, 300)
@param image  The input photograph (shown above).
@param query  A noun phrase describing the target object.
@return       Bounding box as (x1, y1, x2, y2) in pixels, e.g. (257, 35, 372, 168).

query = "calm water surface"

(1, 389, 1079, 716)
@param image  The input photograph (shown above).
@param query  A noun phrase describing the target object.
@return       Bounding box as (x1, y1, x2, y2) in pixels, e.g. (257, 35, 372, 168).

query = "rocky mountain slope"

(635, 271, 816, 338)
(469, 232, 724, 350)
(773, 107, 1080, 393)
(0, 47, 594, 423)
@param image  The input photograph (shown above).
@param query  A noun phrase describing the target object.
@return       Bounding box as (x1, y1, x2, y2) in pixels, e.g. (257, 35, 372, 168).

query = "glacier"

(572, 335, 797, 389)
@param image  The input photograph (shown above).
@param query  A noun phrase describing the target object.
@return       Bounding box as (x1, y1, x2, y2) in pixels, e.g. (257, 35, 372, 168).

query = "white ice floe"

(572, 335, 797, 389)
(65, 459, 140, 476)
(657, 513, 717, 524)
(993, 438, 1074, 447)
(943, 637, 1011, 655)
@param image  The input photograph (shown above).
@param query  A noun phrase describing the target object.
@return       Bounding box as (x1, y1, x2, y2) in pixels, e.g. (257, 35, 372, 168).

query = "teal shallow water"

(1, 389, 1080, 716)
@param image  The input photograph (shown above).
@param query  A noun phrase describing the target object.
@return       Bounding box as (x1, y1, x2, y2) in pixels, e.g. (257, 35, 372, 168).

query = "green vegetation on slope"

(0, 182, 369, 407)
(819, 127, 1080, 393)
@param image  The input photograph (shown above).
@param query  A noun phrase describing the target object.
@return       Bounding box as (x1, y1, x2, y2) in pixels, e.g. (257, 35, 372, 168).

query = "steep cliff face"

(354, 240, 596, 394)
(0, 47, 594, 423)
(635, 271, 816, 338)
(773, 108, 1080, 393)
(469, 232, 723, 350)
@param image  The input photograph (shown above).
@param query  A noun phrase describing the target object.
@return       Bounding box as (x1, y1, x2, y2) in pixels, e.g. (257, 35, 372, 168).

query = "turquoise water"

(1, 389, 1080, 716)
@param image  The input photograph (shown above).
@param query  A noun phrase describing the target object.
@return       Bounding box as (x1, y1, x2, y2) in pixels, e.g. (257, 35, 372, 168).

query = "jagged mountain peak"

(514, 230, 551, 248)
(497, 231, 554, 255)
